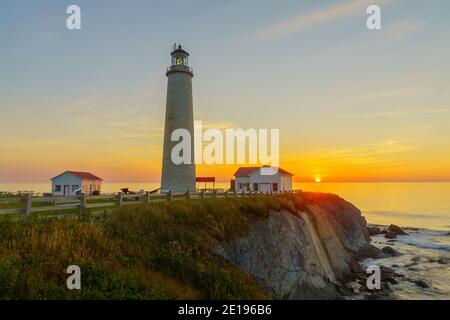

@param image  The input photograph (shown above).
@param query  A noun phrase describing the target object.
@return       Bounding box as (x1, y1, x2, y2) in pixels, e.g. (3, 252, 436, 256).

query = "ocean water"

(300, 182, 450, 232)
(361, 231, 450, 300)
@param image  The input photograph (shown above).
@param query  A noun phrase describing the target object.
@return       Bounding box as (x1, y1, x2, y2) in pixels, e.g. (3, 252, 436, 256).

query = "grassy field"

(0, 194, 315, 300)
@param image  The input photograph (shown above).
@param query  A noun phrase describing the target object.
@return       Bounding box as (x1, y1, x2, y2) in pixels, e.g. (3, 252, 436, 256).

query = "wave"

(366, 210, 446, 220)
(396, 234, 450, 252)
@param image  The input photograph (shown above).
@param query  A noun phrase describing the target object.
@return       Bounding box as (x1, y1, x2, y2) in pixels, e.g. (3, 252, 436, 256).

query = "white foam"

(396, 234, 450, 252)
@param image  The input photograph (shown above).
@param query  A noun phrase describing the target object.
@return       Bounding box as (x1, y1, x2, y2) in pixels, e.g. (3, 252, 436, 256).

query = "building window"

(72, 185, 79, 192)
(253, 183, 258, 191)
(272, 183, 278, 192)
(55, 185, 61, 192)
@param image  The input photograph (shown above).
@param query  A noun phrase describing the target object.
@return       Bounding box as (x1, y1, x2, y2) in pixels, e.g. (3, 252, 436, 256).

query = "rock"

(405, 262, 418, 268)
(218, 210, 341, 299)
(367, 226, 381, 236)
(362, 244, 390, 259)
(411, 256, 421, 262)
(380, 229, 389, 234)
(218, 194, 385, 300)
(379, 266, 398, 283)
(388, 224, 408, 236)
(382, 282, 391, 290)
(412, 279, 429, 288)
(387, 278, 398, 285)
(437, 257, 448, 264)
(339, 284, 355, 296)
(381, 246, 402, 257)
(384, 232, 397, 239)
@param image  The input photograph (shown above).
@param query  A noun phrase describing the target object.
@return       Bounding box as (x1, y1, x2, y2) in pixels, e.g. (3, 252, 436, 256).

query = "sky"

(1, 0, 450, 183)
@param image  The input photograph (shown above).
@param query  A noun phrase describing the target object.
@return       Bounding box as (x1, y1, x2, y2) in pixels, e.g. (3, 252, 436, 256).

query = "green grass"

(0, 195, 312, 300)
(0, 200, 55, 210)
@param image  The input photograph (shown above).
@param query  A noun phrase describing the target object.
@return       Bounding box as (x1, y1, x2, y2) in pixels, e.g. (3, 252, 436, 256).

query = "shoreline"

(351, 223, 450, 300)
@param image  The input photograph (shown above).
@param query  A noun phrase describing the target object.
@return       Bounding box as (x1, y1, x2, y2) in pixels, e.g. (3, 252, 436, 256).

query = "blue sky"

(1, 0, 450, 182)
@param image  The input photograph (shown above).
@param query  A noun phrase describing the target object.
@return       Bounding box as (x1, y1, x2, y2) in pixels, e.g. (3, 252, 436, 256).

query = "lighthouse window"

(176, 57, 184, 65)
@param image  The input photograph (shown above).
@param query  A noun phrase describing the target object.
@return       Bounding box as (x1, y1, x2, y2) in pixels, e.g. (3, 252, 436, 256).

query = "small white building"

(233, 166, 293, 193)
(51, 171, 103, 196)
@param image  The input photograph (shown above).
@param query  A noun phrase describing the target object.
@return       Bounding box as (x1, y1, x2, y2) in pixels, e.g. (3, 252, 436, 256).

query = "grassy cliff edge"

(0, 193, 375, 300)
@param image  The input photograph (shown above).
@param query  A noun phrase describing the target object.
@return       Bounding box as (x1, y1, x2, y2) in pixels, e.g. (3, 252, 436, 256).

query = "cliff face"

(218, 193, 380, 299)
(0, 192, 380, 300)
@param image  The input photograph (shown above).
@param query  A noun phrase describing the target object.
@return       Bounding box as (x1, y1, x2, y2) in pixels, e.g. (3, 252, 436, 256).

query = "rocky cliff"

(0, 192, 383, 300)
(218, 192, 382, 299)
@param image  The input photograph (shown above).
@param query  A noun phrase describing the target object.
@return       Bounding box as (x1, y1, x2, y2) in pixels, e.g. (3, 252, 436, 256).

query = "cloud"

(255, 0, 387, 40)
(351, 108, 449, 118)
(344, 88, 416, 104)
(287, 136, 416, 167)
(385, 18, 424, 41)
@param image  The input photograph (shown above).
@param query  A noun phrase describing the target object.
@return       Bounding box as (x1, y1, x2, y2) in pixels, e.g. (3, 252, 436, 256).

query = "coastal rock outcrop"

(388, 224, 408, 236)
(367, 226, 381, 236)
(381, 246, 402, 257)
(218, 193, 383, 299)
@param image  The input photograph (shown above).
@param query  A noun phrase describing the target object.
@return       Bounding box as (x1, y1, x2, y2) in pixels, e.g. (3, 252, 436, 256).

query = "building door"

(259, 183, 271, 194)
(63, 185, 70, 196)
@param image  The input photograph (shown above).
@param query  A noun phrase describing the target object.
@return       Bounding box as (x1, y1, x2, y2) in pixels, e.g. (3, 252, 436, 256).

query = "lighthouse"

(161, 44, 196, 193)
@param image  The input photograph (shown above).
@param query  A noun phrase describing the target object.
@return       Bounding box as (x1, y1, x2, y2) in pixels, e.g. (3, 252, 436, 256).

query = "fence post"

(185, 190, 190, 200)
(167, 190, 172, 202)
(117, 192, 123, 207)
(213, 190, 217, 198)
(225, 191, 229, 198)
(200, 191, 205, 199)
(80, 193, 87, 215)
(143, 192, 151, 205)
(23, 193, 32, 222)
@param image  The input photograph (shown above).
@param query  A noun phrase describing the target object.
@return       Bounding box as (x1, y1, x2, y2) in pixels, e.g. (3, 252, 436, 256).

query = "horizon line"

(2, 180, 450, 184)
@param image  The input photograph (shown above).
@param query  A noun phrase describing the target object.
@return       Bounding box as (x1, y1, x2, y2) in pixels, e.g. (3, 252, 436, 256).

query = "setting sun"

(315, 176, 322, 183)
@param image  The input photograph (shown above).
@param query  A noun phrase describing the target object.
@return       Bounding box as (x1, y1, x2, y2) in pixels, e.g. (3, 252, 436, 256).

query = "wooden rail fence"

(0, 190, 300, 222)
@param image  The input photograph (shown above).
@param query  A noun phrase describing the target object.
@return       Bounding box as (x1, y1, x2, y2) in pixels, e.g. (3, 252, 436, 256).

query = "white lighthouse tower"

(161, 44, 196, 193)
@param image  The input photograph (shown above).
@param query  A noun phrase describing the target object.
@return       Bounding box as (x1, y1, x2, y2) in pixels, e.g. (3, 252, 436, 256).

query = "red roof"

(233, 167, 259, 177)
(51, 171, 103, 181)
(233, 166, 293, 177)
(196, 177, 215, 183)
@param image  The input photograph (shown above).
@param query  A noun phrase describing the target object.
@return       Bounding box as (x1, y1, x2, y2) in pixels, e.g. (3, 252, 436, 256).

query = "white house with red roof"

(51, 171, 103, 196)
(233, 166, 293, 193)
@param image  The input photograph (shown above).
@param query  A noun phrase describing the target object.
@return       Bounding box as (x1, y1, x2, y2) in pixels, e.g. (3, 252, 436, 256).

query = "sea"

(1, 181, 449, 299)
